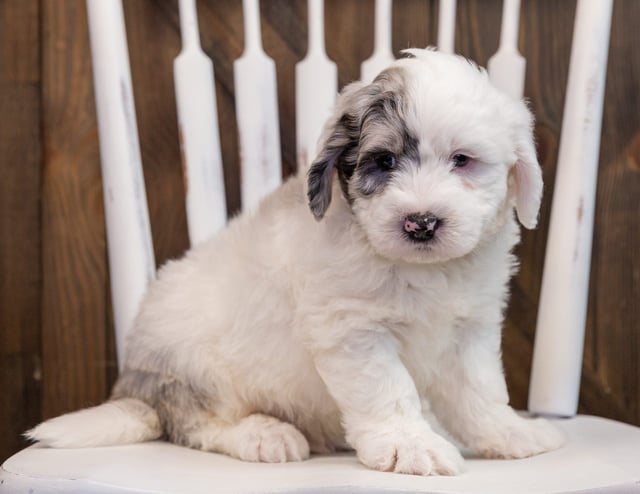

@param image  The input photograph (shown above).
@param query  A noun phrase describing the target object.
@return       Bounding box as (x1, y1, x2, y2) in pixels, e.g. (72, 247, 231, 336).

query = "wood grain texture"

(502, 0, 577, 411)
(122, 0, 190, 262)
(40, 1, 113, 419)
(0, 0, 42, 463)
(0, 0, 638, 463)
(585, 0, 640, 423)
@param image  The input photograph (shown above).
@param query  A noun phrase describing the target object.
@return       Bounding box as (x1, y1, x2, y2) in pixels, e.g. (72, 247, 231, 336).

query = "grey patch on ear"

(307, 86, 371, 219)
(308, 148, 341, 220)
(307, 67, 411, 219)
(350, 70, 418, 198)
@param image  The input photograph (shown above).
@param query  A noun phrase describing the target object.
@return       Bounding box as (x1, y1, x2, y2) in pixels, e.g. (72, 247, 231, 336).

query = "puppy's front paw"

(355, 421, 464, 476)
(477, 416, 565, 459)
(234, 414, 310, 463)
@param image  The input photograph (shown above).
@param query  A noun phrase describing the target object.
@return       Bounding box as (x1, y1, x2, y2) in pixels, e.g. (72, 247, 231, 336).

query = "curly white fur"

(28, 49, 563, 476)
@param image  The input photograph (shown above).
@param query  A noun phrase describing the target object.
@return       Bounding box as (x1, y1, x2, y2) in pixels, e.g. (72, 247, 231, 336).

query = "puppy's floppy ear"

(511, 110, 544, 230)
(307, 146, 342, 220)
(308, 82, 370, 220)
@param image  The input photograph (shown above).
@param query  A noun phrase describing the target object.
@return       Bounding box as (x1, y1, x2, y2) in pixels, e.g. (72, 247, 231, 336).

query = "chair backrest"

(84, 0, 613, 421)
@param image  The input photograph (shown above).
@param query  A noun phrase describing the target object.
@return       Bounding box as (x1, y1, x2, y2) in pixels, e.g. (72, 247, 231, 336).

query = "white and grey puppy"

(29, 49, 564, 476)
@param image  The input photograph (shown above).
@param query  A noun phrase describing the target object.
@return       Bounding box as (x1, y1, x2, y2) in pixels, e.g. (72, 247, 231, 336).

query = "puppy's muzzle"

(404, 213, 441, 242)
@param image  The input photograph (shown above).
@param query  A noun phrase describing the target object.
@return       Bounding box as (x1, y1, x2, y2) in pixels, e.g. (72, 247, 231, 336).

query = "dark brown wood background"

(1, 0, 638, 462)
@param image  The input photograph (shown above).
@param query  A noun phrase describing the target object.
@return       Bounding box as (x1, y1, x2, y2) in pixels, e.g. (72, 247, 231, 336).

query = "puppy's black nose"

(404, 213, 441, 241)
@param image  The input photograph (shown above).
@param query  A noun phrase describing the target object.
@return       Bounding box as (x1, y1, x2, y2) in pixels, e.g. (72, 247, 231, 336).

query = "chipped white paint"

(360, 0, 394, 83)
(437, 0, 457, 54)
(234, 0, 282, 212)
(529, 0, 613, 418)
(488, 0, 526, 100)
(86, 0, 156, 369)
(295, 0, 337, 170)
(174, 0, 227, 246)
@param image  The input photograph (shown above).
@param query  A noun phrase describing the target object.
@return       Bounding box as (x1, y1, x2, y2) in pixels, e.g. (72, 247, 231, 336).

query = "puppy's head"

(308, 48, 542, 264)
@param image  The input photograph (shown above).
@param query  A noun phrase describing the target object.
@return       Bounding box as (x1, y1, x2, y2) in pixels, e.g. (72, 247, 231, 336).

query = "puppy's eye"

(374, 153, 397, 171)
(452, 154, 471, 168)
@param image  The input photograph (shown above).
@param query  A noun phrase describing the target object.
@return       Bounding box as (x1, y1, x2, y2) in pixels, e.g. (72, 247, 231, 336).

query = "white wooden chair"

(2, 0, 639, 492)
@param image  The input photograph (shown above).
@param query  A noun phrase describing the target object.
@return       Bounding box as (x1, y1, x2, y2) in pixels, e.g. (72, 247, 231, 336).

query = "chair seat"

(2, 415, 639, 493)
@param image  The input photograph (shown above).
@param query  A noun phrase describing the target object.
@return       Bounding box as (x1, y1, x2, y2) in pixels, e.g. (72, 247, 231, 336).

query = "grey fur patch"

(308, 147, 342, 219)
(307, 66, 418, 217)
(351, 71, 420, 197)
(111, 368, 218, 446)
(307, 87, 371, 219)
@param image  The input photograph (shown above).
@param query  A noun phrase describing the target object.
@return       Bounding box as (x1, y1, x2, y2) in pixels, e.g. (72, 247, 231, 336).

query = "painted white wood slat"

(234, 0, 282, 212)
(86, 0, 156, 369)
(360, 0, 394, 83)
(295, 0, 337, 171)
(488, 0, 526, 100)
(437, 0, 457, 54)
(529, 0, 614, 418)
(174, 0, 227, 246)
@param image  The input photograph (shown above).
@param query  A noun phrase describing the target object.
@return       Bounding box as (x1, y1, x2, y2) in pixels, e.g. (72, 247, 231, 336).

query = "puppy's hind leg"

(177, 413, 311, 463)
(115, 369, 310, 463)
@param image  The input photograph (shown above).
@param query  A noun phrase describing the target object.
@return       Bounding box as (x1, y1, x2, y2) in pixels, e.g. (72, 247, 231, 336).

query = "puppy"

(28, 49, 563, 476)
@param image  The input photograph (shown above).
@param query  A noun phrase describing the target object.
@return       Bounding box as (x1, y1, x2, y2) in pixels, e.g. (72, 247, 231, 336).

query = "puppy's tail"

(25, 398, 162, 448)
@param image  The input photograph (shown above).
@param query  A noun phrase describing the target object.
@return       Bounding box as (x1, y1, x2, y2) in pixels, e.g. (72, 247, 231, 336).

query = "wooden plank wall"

(0, 0, 42, 462)
(1, 0, 638, 462)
